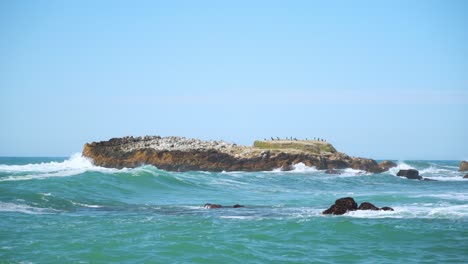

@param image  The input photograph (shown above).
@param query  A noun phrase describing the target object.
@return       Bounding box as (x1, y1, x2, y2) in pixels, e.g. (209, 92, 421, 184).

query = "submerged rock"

(397, 169, 422, 180)
(324, 169, 342, 175)
(204, 203, 244, 209)
(323, 197, 394, 215)
(204, 203, 222, 209)
(463, 174, 468, 179)
(82, 136, 384, 172)
(460, 161, 468, 172)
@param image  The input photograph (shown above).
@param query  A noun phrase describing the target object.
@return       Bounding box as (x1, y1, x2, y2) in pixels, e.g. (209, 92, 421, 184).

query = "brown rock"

(379, 160, 397, 171)
(324, 197, 395, 215)
(323, 197, 358, 215)
(358, 202, 380, 210)
(82, 136, 384, 172)
(322, 204, 349, 215)
(204, 203, 222, 209)
(459, 161, 468, 172)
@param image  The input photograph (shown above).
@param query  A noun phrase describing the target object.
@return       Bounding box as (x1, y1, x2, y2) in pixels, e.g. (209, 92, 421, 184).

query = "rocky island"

(82, 136, 391, 173)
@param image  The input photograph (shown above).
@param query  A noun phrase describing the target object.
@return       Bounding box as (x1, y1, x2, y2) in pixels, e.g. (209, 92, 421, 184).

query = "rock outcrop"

(204, 203, 244, 209)
(397, 169, 422, 180)
(323, 197, 394, 215)
(459, 161, 468, 172)
(82, 136, 385, 172)
(379, 160, 397, 171)
(463, 174, 468, 179)
(358, 202, 380, 211)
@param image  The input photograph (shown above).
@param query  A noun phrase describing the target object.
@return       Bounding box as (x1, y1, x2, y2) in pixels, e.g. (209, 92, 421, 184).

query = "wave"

(291, 163, 318, 172)
(0, 153, 124, 182)
(387, 161, 415, 176)
(0, 153, 95, 173)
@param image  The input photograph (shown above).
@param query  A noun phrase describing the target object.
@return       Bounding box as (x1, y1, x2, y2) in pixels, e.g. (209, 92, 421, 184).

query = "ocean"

(0, 155, 467, 263)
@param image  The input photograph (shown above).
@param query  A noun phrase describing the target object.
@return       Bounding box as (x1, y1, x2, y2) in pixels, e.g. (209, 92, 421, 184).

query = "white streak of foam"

(0, 202, 58, 214)
(345, 204, 468, 219)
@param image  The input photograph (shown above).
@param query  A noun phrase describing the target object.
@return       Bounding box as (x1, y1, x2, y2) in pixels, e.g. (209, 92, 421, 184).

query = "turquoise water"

(1, 155, 467, 263)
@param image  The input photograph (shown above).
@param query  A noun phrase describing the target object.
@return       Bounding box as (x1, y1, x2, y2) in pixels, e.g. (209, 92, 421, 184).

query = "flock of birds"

(264, 137, 327, 142)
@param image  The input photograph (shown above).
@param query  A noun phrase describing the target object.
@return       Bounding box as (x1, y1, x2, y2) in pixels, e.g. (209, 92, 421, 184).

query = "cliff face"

(82, 136, 384, 173)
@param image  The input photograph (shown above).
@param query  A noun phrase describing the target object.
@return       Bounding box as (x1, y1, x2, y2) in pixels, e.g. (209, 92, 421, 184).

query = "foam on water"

(345, 203, 468, 219)
(291, 163, 318, 173)
(388, 161, 415, 175)
(0, 201, 59, 214)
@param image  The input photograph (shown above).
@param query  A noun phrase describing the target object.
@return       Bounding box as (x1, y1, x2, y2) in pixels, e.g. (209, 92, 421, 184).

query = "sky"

(1, 0, 467, 160)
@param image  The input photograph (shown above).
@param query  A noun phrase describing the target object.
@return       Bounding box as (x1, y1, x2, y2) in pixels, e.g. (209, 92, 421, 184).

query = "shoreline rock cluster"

(82, 136, 395, 173)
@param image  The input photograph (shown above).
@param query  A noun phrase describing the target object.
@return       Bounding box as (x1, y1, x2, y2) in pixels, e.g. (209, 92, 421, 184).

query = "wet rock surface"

(379, 160, 397, 171)
(82, 136, 385, 172)
(397, 169, 422, 180)
(323, 197, 394, 215)
(204, 203, 245, 209)
(460, 161, 468, 172)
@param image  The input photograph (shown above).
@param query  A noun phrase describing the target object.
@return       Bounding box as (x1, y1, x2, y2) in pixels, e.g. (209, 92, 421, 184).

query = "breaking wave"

(0, 153, 122, 182)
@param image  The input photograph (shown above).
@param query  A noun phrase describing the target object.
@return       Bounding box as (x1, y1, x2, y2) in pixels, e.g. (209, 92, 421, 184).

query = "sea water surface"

(0, 155, 467, 263)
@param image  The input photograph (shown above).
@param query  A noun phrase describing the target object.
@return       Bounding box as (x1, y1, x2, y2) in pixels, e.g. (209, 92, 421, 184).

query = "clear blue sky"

(1, 0, 467, 160)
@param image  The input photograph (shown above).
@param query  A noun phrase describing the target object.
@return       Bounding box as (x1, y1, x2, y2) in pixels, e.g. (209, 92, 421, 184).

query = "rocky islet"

(82, 135, 393, 173)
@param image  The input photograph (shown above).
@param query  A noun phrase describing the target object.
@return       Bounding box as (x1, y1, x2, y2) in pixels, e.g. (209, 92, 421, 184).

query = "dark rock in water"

(397, 169, 422, 180)
(204, 203, 245, 209)
(379, 160, 397, 171)
(460, 161, 468, 172)
(322, 204, 349, 215)
(422, 178, 437, 181)
(324, 197, 394, 215)
(324, 169, 342, 175)
(358, 202, 380, 210)
(323, 197, 357, 215)
(335, 197, 358, 210)
(204, 203, 222, 209)
(463, 174, 468, 179)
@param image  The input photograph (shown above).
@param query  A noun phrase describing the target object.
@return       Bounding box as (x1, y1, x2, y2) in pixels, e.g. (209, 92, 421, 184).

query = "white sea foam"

(422, 176, 466, 181)
(291, 163, 318, 172)
(71, 201, 102, 208)
(264, 163, 318, 173)
(345, 203, 468, 219)
(0, 202, 58, 214)
(411, 193, 468, 201)
(387, 161, 415, 176)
